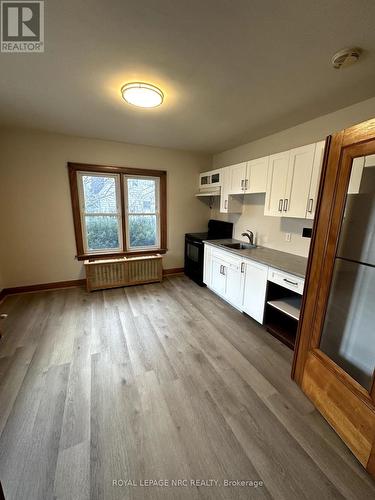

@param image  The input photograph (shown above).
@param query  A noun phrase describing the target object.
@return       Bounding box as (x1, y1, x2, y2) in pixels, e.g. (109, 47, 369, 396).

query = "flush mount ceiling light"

(121, 82, 164, 108)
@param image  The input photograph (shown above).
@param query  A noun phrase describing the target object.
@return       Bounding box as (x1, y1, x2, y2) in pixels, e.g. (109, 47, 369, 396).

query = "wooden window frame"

(68, 162, 167, 261)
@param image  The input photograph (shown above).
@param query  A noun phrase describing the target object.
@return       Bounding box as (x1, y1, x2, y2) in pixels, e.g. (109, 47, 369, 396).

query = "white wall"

(210, 195, 313, 257)
(211, 97, 375, 257)
(0, 128, 210, 288)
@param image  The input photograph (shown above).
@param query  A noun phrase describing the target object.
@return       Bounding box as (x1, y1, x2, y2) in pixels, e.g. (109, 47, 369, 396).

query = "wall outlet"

(285, 232, 291, 242)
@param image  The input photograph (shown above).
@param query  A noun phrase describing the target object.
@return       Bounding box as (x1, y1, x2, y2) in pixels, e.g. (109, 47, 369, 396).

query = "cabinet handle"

(222, 266, 226, 276)
(283, 198, 288, 212)
(307, 198, 313, 213)
(245, 179, 248, 190)
(283, 278, 298, 286)
(241, 262, 245, 273)
(224, 199, 228, 210)
(278, 199, 283, 212)
(241, 180, 244, 188)
(220, 265, 223, 274)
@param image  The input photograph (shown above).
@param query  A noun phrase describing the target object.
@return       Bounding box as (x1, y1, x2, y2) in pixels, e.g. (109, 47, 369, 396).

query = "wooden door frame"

(292, 118, 375, 474)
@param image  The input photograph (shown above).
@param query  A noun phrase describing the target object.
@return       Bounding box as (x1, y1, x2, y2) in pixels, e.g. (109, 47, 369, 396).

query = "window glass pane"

(319, 155, 375, 390)
(83, 175, 117, 213)
(127, 178, 156, 213)
(128, 215, 157, 248)
(85, 215, 120, 251)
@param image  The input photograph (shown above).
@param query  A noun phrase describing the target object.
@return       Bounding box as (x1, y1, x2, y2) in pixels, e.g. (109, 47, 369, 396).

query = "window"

(125, 176, 160, 250)
(68, 163, 166, 259)
(78, 173, 122, 253)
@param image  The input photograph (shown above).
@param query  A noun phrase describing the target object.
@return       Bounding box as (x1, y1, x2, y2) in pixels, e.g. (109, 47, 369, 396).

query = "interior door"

(284, 143, 316, 218)
(292, 119, 375, 477)
(264, 151, 290, 216)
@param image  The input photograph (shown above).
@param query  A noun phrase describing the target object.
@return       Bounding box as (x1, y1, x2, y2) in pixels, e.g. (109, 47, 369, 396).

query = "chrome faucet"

(241, 230, 254, 245)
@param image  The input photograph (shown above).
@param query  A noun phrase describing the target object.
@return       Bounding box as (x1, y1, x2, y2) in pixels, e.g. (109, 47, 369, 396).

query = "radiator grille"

(85, 255, 162, 291)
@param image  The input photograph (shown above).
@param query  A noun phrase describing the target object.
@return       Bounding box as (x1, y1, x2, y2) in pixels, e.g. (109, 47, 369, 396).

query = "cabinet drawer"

(268, 267, 305, 295)
(211, 247, 241, 270)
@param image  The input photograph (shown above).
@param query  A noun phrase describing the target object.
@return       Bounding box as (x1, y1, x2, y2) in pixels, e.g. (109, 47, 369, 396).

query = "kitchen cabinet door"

(228, 162, 247, 194)
(224, 260, 243, 309)
(242, 260, 268, 323)
(220, 167, 229, 213)
(246, 156, 269, 193)
(220, 167, 243, 214)
(306, 140, 325, 219)
(284, 143, 316, 218)
(264, 151, 290, 216)
(210, 257, 227, 297)
(203, 243, 212, 286)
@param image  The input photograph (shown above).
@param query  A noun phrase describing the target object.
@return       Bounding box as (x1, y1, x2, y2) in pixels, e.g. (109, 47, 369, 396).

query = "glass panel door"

(320, 155, 375, 391)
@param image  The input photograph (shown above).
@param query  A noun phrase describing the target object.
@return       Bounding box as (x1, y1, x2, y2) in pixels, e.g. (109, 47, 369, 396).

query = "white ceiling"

(1, 0, 375, 153)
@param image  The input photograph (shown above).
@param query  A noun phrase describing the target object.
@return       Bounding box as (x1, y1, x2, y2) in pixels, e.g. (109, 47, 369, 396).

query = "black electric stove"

(185, 219, 233, 286)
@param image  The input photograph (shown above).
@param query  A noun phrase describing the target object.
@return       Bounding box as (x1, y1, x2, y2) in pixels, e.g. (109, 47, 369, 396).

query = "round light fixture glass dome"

(121, 82, 164, 108)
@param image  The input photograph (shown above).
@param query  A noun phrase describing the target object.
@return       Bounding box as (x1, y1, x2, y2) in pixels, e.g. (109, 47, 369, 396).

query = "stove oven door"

(184, 237, 205, 286)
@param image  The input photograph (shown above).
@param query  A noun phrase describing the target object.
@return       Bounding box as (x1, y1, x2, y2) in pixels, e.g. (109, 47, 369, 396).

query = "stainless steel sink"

(221, 242, 256, 250)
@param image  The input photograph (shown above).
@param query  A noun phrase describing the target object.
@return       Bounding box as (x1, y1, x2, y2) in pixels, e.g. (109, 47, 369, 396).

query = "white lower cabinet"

(210, 256, 227, 297)
(242, 260, 268, 323)
(209, 248, 243, 309)
(204, 244, 268, 322)
(203, 243, 212, 285)
(225, 261, 243, 309)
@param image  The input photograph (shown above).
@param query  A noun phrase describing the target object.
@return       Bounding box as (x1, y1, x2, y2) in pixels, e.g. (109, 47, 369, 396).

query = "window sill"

(76, 249, 167, 261)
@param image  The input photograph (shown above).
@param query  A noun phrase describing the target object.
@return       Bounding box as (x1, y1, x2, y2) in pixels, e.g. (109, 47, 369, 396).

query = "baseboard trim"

(2, 279, 86, 297)
(163, 267, 184, 276)
(0, 269, 184, 300)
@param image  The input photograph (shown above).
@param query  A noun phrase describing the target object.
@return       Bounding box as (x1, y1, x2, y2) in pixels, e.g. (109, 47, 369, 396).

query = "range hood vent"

(195, 187, 221, 197)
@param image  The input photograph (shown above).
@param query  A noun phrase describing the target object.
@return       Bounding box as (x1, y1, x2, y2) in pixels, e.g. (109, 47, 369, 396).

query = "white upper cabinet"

(264, 151, 290, 216)
(199, 141, 325, 220)
(220, 166, 243, 214)
(227, 157, 269, 195)
(264, 141, 325, 219)
(199, 169, 222, 190)
(306, 140, 325, 219)
(228, 162, 247, 194)
(246, 156, 269, 193)
(284, 143, 316, 218)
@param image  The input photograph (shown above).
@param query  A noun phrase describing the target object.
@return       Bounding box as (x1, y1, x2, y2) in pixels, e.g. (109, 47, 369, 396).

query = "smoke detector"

(331, 48, 361, 69)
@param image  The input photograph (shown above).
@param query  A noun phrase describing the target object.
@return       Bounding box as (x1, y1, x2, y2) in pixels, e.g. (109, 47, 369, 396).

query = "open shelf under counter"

(264, 280, 302, 350)
(266, 296, 301, 321)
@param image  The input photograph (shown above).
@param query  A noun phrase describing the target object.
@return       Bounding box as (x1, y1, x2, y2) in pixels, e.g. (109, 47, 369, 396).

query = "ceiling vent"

(331, 48, 361, 69)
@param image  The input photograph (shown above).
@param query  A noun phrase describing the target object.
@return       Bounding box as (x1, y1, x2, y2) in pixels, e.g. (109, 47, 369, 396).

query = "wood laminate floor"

(0, 276, 374, 500)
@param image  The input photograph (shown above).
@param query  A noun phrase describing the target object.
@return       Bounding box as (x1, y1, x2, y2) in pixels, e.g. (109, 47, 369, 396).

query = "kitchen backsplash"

(210, 193, 313, 258)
